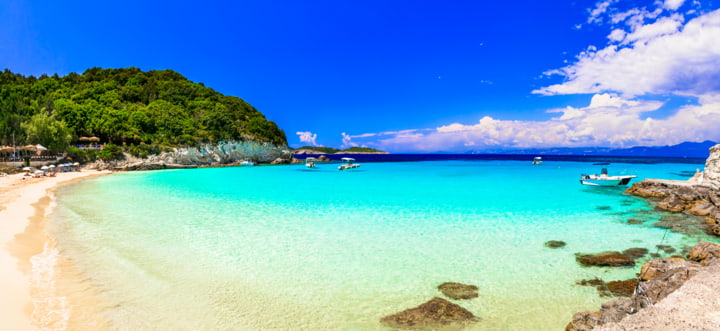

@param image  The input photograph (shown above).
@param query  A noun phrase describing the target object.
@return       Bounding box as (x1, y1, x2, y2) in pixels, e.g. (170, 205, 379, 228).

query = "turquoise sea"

(42, 159, 716, 330)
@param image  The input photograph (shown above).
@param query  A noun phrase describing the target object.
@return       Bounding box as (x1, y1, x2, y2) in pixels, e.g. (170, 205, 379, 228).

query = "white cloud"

(663, 0, 685, 11)
(607, 29, 627, 42)
(619, 14, 684, 45)
(341, 132, 357, 148)
(343, 2, 720, 153)
(349, 94, 720, 152)
(535, 9, 720, 98)
(588, 0, 617, 24)
(296, 131, 318, 146)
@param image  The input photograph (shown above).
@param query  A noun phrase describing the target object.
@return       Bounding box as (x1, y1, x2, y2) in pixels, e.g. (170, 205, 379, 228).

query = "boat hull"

(580, 176, 636, 186)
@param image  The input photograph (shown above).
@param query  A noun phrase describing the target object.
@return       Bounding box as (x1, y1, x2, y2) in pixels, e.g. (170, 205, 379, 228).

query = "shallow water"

(44, 160, 716, 330)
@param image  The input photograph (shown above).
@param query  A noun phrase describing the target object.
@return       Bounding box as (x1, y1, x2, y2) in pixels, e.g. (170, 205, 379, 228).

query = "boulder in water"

(576, 251, 635, 267)
(380, 297, 478, 330)
(607, 279, 639, 297)
(545, 240, 566, 248)
(437, 282, 479, 299)
(622, 248, 649, 259)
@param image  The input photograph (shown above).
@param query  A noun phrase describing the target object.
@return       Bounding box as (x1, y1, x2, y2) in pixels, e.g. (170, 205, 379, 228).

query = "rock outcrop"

(686, 240, 720, 265)
(566, 242, 720, 330)
(380, 297, 478, 330)
(87, 141, 291, 171)
(437, 282, 479, 300)
(625, 143, 720, 227)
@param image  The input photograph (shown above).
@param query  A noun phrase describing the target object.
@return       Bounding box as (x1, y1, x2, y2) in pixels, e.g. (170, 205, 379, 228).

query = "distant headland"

(292, 146, 389, 154)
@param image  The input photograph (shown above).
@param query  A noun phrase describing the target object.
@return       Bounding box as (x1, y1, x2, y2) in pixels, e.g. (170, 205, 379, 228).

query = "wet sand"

(0, 170, 111, 330)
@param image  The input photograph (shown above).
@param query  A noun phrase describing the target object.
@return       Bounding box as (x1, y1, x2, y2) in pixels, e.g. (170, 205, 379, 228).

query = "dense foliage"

(0, 67, 287, 151)
(296, 146, 341, 153)
(341, 147, 385, 153)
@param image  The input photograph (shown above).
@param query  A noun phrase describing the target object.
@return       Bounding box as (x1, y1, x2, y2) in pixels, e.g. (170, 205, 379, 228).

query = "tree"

(20, 112, 73, 151)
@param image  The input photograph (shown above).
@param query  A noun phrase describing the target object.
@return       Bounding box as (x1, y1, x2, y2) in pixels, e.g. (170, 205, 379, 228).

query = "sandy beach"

(0, 170, 111, 330)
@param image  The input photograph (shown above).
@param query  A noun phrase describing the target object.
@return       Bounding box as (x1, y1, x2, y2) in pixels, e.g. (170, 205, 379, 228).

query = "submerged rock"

(606, 279, 638, 297)
(626, 218, 644, 225)
(622, 248, 649, 259)
(566, 311, 600, 331)
(576, 278, 637, 297)
(576, 278, 611, 297)
(545, 240, 566, 248)
(437, 282, 479, 300)
(576, 251, 635, 267)
(656, 244, 676, 254)
(380, 297, 478, 330)
(599, 298, 636, 324)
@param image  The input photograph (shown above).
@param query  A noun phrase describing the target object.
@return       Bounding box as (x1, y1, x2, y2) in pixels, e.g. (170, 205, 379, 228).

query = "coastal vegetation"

(0, 67, 286, 159)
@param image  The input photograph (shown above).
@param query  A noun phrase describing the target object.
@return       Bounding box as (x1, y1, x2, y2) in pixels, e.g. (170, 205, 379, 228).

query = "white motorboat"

(240, 159, 255, 166)
(580, 168, 637, 186)
(532, 156, 542, 165)
(338, 157, 360, 171)
(305, 157, 318, 168)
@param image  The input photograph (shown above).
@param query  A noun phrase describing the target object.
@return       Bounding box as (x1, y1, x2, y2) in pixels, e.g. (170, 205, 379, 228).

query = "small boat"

(532, 156, 543, 165)
(305, 158, 318, 169)
(580, 168, 637, 186)
(240, 159, 255, 166)
(338, 157, 360, 171)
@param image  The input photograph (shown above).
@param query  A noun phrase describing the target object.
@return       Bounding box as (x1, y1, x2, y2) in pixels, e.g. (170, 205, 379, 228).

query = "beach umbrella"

(41, 166, 49, 170)
(88, 136, 100, 142)
(0, 146, 13, 154)
(22, 145, 37, 151)
(22, 167, 31, 171)
(73, 162, 79, 166)
(48, 165, 55, 168)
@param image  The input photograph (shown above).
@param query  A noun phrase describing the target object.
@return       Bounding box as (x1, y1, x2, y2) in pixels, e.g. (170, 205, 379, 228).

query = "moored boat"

(580, 168, 637, 186)
(338, 157, 360, 170)
(532, 156, 542, 165)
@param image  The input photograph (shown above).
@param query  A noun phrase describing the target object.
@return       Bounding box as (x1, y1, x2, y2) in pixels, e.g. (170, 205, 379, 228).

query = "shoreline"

(0, 170, 111, 330)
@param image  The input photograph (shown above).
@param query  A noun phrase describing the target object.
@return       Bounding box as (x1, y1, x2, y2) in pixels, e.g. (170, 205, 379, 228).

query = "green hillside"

(295, 146, 386, 153)
(0, 67, 286, 151)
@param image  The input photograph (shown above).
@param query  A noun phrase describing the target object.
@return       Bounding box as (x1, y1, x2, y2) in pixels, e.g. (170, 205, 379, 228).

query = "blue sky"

(2, 0, 719, 152)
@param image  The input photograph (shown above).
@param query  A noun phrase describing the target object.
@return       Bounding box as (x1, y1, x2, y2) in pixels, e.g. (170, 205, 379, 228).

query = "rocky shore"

(86, 141, 293, 171)
(567, 143, 720, 330)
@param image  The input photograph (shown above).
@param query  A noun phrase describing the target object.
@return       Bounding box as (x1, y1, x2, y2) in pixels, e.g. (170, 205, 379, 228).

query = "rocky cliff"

(701, 143, 720, 190)
(625, 143, 720, 226)
(88, 141, 292, 171)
